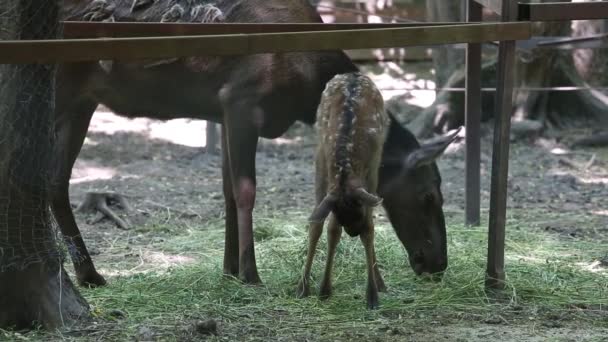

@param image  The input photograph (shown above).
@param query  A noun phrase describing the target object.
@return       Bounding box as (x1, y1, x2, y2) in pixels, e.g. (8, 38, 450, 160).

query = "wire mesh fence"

(0, 0, 65, 271)
(0, 0, 241, 272)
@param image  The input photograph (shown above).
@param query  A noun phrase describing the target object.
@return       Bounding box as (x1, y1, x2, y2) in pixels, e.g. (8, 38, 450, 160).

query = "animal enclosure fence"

(1, 0, 607, 289)
(464, 0, 608, 287)
(0, 0, 65, 273)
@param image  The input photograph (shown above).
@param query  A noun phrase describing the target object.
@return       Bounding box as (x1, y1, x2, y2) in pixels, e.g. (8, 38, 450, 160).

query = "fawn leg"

(296, 221, 324, 298)
(319, 215, 342, 299)
(360, 219, 379, 309)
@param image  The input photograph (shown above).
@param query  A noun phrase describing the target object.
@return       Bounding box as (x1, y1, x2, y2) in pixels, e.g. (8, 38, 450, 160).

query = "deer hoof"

(366, 290, 379, 310)
(238, 271, 262, 285)
(319, 283, 332, 300)
(296, 281, 310, 298)
(77, 270, 107, 288)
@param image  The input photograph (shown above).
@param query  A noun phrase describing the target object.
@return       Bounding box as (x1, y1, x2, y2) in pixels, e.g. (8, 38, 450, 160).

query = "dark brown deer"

(297, 73, 389, 309)
(58, 0, 457, 287)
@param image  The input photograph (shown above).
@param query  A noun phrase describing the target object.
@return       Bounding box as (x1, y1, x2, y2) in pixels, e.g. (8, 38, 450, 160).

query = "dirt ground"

(73, 109, 608, 256)
(61, 68, 608, 341)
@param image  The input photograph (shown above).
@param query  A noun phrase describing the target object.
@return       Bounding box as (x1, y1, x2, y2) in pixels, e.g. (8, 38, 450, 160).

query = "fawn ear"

(404, 127, 462, 170)
(309, 194, 337, 223)
(353, 188, 383, 207)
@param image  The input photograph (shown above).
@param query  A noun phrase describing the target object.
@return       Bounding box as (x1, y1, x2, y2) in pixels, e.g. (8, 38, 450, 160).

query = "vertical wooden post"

(486, 0, 518, 289)
(206, 121, 219, 154)
(465, 0, 483, 227)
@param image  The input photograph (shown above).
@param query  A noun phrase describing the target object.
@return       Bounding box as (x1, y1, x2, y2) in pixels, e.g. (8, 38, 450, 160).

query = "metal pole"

(486, 0, 518, 290)
(465, 0, 483, 227)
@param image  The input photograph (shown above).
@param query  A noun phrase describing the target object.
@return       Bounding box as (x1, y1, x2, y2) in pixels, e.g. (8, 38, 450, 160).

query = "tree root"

(143, 200, 201, 219)
(572, 132, 608, 148)
(76, 192, 132, 229)
(511, 119, 544, 140)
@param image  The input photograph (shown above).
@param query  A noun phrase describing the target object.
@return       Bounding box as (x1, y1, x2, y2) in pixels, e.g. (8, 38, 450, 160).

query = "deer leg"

(296, 221, 324, 298)
(373, 254, 387, 293)
(51, 99, 105, 287)
(222, 107, 261, 285)
(319, 215, 342, 299)
(371, 236, 386, 292)
(367, 172, 386, 292)
(221, 125, 239, 278)
(360, 218, 379, 310)
(298, 154, 329, 297)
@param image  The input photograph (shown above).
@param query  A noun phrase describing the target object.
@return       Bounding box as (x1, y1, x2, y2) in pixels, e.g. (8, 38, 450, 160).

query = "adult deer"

(58, 0, 456, 286)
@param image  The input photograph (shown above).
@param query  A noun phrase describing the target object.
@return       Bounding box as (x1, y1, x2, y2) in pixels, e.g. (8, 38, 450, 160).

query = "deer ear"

(404, 127, 462, 170)
(308, 194, 337, 223)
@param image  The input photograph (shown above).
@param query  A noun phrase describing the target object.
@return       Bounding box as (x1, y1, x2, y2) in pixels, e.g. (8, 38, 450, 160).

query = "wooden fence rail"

(0, 22, 530, 64)
(61, 22, 460, 38)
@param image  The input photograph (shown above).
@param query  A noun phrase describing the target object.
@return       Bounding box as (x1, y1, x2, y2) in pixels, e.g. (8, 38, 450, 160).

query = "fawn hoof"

(77, 270, 107, 288)
(222, 267, 239, 280)
(296, 281, 310, 298)
(319, 283, 332, 300)
(366, 290, 379, 310)
(222, 273, 239, 282)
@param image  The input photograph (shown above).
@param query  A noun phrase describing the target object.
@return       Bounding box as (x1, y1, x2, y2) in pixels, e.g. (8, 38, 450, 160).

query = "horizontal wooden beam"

(473, 0, 503, 16)
(0, 22, 530, 64)
(518, 2, 608, 21)
(61, 22, 467, 38)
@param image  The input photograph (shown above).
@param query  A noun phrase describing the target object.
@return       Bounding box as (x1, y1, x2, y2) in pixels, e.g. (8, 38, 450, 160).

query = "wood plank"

(0, 22, 530, 64)
(64, 22, 440, 62)
(519, 2, 608, 21)
(61, 22, 467, 39)
(486, 0, 518, 290)
(465, 0, 483, 227)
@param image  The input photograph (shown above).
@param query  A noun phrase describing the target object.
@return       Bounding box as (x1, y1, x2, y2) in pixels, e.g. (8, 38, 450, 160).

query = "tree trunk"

(497, 17, 608, 129)
(423, 0, 466, 135)
(206, 122, 219, 154)
(569, 5, 608, 127)
(0, 0, 89, 329)
(512, 21, 570, 127)
(426, 0, 466, 88)
(413, 0, 608, 137)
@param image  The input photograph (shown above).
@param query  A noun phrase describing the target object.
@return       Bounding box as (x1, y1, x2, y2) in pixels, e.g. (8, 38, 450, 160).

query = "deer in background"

(297, 73, 389, 309)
